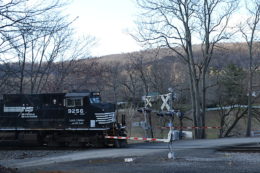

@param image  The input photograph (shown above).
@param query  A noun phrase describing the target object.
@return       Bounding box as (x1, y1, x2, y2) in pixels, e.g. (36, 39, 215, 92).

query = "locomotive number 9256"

(68, 108, 84, 115)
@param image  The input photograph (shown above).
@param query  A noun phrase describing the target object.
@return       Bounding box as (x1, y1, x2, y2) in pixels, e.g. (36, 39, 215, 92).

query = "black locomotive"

(0, 92, 126, 147)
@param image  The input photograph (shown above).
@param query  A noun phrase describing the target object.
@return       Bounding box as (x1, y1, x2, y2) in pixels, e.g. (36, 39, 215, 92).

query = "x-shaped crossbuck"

(144, 96, 152, 108)
(161, 94, 171, 111)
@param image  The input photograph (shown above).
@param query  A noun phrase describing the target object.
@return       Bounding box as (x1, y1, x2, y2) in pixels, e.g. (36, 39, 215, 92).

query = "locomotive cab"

(64, 92, 116, 129)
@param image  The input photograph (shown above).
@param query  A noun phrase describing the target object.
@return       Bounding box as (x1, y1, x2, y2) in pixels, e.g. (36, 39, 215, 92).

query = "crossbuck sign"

(160, 93, 172, 111)
(143, 93, 172, 111)
(144, 96, 152, 108)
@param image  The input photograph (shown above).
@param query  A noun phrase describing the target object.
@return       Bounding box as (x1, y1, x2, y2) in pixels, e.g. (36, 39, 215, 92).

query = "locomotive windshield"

(89, 96, 101, 104)
(89, 92, 101, 104)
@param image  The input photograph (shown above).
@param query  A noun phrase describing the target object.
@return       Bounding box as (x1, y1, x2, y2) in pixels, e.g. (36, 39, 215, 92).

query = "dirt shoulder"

(17, 148, 260, 173)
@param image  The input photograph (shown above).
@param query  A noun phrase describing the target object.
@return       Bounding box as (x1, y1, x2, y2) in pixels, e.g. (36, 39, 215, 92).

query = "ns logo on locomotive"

(0, 92, 126, 147)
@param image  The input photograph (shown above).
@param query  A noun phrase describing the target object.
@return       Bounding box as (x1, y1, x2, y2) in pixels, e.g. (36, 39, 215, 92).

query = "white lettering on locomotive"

(4, 106, 34, 113)
(69, 119, 84, 125)
(67, 108, 85, 115)
(3, 107, 37, 118)
(21, 113, 37, 118)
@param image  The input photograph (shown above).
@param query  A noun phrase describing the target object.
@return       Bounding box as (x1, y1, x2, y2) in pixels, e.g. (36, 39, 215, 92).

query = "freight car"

(0, 92, 127, 147)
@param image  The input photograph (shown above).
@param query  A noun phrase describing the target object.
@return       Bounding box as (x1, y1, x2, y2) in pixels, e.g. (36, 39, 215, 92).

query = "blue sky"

(67, 0, 141, 57)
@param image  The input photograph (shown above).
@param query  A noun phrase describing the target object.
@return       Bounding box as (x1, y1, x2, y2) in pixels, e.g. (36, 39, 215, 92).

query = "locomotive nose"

(91, 103, 115, 113)
(92, 103, 116, 125)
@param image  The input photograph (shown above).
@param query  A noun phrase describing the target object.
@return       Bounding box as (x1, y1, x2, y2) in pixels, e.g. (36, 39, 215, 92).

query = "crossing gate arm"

(105, 130, 192, 143)
(158, 126, 222, 130)
(105, 136, 168, 142)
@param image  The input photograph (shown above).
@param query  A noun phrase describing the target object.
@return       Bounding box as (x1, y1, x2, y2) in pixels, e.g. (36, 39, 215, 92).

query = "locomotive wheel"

(95, 141, 105, 148)
(114, 139, 120, 148)
(119, 139, 127, 148)
(114, 139, 127, 148)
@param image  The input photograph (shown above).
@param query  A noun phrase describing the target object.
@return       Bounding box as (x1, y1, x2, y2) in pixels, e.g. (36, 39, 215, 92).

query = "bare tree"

(197, 0, 238, 138)
(41, 34, 96, 93)
(134, 0, 202, 137)
(0, 0, 71, 94)
(215, 64, 247, 137)
(128, 52, 150, 96)
(0, 0, 96, 95)
(4, 23, 64, 94)
(239, 0, 260, 136)
(105, 62, 124, 103)
(121, 62, 141, 105)
(134, 0, 238, 138)
(0, 0, 66, 54)
(148, 53, 176, 94)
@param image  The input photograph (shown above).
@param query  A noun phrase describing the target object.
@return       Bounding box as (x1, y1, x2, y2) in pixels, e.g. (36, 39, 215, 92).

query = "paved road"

(2, 137, 260, 170)
(165, 137, 260, 149)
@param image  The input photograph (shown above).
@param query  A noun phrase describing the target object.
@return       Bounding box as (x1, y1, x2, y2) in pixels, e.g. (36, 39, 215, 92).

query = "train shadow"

(0, 142, 97, 150)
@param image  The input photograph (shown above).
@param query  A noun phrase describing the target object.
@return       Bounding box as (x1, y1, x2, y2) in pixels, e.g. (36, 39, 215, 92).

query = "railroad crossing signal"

(143, 93, 172, 111)
(144, 96, 152, 108)
(160, 93, 172, 111)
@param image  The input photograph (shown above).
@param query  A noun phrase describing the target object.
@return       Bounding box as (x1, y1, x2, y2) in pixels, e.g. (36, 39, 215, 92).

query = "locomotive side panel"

(0, 93, 117, 130)
(38, 94, 66, 128)
(1, 94, 31, 128)
(0, 93, 66, 129)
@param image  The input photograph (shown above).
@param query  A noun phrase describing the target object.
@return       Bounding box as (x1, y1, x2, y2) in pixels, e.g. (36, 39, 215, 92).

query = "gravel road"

(15, 147, 260, 173)
(1, 137, 260, 173)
